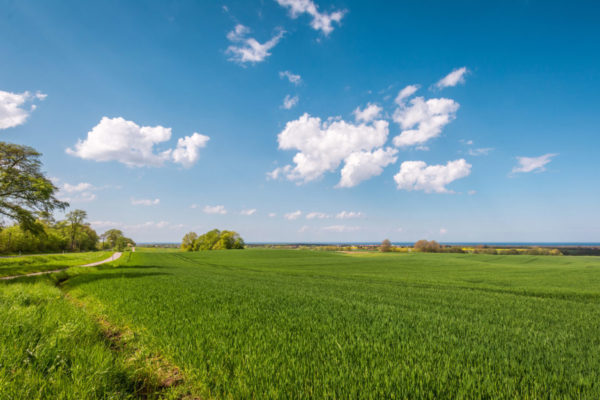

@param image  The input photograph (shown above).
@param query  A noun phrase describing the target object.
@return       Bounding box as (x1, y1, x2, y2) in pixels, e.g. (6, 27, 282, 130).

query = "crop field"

(0, 251, 112, 278)
(44, 249, 600, 399)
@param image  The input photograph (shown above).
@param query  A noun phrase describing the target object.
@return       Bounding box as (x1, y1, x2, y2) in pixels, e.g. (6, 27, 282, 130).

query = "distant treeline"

(181, 229, 245, 251)
(249, 240, 597, 256)
(0, 211, 134, 254)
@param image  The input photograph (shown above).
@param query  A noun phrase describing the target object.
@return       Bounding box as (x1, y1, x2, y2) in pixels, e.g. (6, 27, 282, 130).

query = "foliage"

(0, 213, 100, 254)
(414, 239, 441, 252)
(181, 232, 198, 251)
(0, 142, 67, 233)
(100, 229, 135, 251)
(182, 229, 245, 251)
(63, 250, 600, 399)
(380, 239, 392, 252)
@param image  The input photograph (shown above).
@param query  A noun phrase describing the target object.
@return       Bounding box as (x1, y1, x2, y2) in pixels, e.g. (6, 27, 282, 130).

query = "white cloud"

(337, 147, 398, 188)
(66, 117, 209, 168)
(468, 190, 477, 195)
(468, 147, 493, 156)
(353, 103, 382, 123)
(279, 70, 302, 85)
(131, 198, 160, 206)
(203, 205, 227, 215)
(57, 181, 97, 203)
(268, 212, 277, 217)
(190, 204, 198, 209)
(335, 211, 363, 219)
(271, 113, 390, 185)
(322, 225, 360, 233)
(240, 208, 257, 216)
(62, 182, 93, 193)
(285, 210, 302, 220)
(0, 90, 46, 130)
(395, 85, 419, 105)
(394, 159, 472, 193)
(439, 228, 448, 235)
(435, 67, 468, 89)
(226, 24, 285, 64)
(306, 211, 329, 219)
(171, 133, 210, 168)
(275, 0, 345, 35)
(512, 153, 557, 173)
(281, 94, 299, 109)
(392, 97, 460, 147)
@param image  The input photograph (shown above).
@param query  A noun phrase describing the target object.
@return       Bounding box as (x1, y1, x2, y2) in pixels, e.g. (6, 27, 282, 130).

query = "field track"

(0, 252, 121, 280)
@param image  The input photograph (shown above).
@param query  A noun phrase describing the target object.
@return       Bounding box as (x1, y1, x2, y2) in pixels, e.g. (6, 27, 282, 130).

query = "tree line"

(0, 141, 134, 254)
(181, 229, 245, 251)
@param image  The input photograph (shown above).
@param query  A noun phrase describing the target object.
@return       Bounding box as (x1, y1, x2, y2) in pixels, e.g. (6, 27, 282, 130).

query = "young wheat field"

(2, 249, 600, 398)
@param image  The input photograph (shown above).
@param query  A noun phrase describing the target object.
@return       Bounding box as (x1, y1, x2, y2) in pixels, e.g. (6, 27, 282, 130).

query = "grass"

(53, 249, 600, 399)
(0, 251, 112, 278)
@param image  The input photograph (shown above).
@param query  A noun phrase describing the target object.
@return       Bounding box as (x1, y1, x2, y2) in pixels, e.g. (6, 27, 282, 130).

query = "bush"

(414, 240, 441, 253)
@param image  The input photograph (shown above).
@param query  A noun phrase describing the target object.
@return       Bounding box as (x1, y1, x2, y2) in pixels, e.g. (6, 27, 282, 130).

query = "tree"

(380, 239, 392, 252)
(0, 142, 67, 233)
(65, 209, 87, 250)
(414, 240, 441, 253)
(181, 232, 198, 251)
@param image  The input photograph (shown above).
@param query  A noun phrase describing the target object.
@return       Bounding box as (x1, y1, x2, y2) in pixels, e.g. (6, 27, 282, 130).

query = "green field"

(0, 251, 112, 278)
(2, 249, 600, 398)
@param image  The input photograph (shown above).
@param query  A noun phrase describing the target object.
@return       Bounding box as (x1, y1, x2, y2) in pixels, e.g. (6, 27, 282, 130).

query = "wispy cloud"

(284, 210, 302, 220)
(275, 0, 345, 35)
(240, 208, 257, 216)
(226, 24, 285, 64)
(512, 153, 557, 174)
(281, 94, 299, 109)
(435, 67, 468, 89)
(131, 198, 160, 206)
(203, 205, 227, 214)
(279, 70, 302, 85)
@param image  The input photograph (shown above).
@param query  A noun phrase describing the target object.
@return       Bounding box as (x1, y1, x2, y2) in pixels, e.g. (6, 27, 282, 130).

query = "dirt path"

(0, 252, 122, 281)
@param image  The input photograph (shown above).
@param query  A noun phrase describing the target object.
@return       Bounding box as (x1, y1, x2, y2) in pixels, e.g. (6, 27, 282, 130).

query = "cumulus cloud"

(203, 205, 227, 215)
(281, 94, 299, 109)
(435, 67, 468, 89)
(66, 117, 209, 168)
(392, 96, 460, 147)
(337, 147, 398, 188)
(226, 24, 285, 64)
(0, 90, 46, 130)
(394, 159, 472, 193)
(512, 153, 557, 173)
(306, 211, 329, 219)
(353, 103, 382, 123)
(395, 85, 419, 105)
(275, 0, 345, 35)
(240, 208, 257, 216)
(171, 133, 210, 167)
(322, 225, 360, 233)
(335, 211, 363, 219)
(279, 70, 302, 85)
(285, 210, 302, 220)
(270, 113, 390, 185)
(131, 198, 160, 206)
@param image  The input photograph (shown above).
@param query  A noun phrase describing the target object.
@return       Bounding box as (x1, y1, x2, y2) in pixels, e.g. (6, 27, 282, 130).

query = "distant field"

(55, 249, 600, 399)
(0, 251, 112, 278)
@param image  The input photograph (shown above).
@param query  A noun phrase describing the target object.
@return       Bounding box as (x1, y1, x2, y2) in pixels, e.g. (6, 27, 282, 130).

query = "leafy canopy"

(0, 142, 67, 233)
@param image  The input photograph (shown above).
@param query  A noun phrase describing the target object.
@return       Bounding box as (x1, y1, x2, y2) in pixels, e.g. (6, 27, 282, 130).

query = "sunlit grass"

(0, 251, 112, 278)
(64, 250, 600, 398)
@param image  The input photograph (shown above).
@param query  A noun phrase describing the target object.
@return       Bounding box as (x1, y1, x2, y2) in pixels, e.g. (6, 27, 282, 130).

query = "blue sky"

(1, 0, 599, 243)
